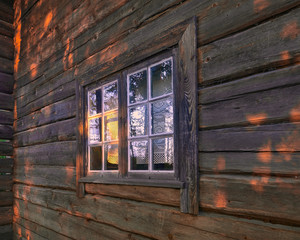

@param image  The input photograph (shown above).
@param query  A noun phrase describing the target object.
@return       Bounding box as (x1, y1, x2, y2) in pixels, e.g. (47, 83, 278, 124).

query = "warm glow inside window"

(87, 81, 118, 171)
(127, 57, 174, 171)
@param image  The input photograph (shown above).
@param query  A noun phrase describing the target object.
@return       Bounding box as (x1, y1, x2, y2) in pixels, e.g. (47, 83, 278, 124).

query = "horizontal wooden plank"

(0, 158, 13, 173)
(16, 96, 76, 133)
(16, 80, 76, 119)
(200, 152, 300, 176)
(200, 7, 300, 84)
(15, 141, 76, 166)
(200, 65, 300, 105)
(0, 175, 13, 191)
(14, 217, 70, 240)
(13, 222, 48, 240)
(0, 92, 13, 111)
(0, 57, 13, 74)
(0, 224, 12, 240)
(0, 110, 13, 125)
(14, 165, 76, 190)
(0, 72, 13, 94)
(0, 5, 13, 24)
(13, 118, 76, 147)
(0, 20, 13, 37)
(14, 184, 300, 240)
(200, 122, 300, 152)
(0, 34, 13, 60)
(200, 174, 300, 225)
(0, 191, 13, 207)
(0, 142, 13, 156)
(85, 183, 180, 207)
(14, 199, 152, 240)
(0, 206, 12, 226)
(200, 84, 300, 128)
(0, 125, 13, 139)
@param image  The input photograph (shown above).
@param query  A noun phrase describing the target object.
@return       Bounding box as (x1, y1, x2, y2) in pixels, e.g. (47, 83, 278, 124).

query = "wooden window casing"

(77, 18, 198, 214)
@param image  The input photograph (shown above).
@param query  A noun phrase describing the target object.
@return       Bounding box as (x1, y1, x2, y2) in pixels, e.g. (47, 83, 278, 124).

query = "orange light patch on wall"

(254, 0, 270, 13)
(44, 11, 53, 29)
(257, 140, 272, 164)
(214, 190, 227, 208)
(281, 50, 291, 62)
(30, 63, 38, 78)
(246, 113, 267, 125)
(290, 103, 300, 122)
(215, 156, 226, 171)
(280, 21, 300, 40)
(14, 23, 21, 73)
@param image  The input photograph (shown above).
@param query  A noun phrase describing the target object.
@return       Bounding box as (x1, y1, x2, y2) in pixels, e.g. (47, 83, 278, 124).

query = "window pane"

(129, 70, 147, 104)
(104, 82, 118, 111)
(90, 146, 102, 170)
(129, 140, 148, 170)
(104, 144, 118, 170)
(104, 112, 118, 141)
(152, 137, 173, 170)
(129, 105, 148, 137)
(89, 118, 101, 143)
(89, 89, 102, 116)
(151, 98, 173, 134)
(151, 59, 172, 98)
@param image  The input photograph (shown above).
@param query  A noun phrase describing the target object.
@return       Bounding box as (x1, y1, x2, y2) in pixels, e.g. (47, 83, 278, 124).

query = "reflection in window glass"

(90, 146, 102, 170)
(104, 144, 118, 170)
(151, 59, 172, 98)
(104, 112, 118, 141)
(152, 137, 174, 170)
(129, 141, 148, 170)
(129, 70, 147, 104)
(89, 89, 102, 116)
(89, 118, 101, 143)
(129, 105, 148, 137)
(104, 82, 118, 111)
(151, 98, 173, 134)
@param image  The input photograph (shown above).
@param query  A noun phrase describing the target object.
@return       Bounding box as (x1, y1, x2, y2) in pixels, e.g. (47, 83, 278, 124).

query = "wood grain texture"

(0, 158, 13, 173)
(85, 183, 180, 207)
(14, 184, 300, 240)
(0, 142, 13, 156)
(14, 165, 76, 190)
(0, 192, 13, 207)
(13, 217, 70, 240)
(0, 175, 12, 191)
(200, 152, 300, 177)
(200, 7, 300, 84)
(0, 93, 13, 111)
(15, 141, 76, 166)
(200, 122, 300, 152)
(15, 96, 76, 133)
(13, 118, 76, 147)
(0, 125, 13, 139)
(200, 83, 300, 128)
(200, 174, 300, 225)
(0, 19, 13, 37)
(0, 207, 12, 225)
(14, 199, 152, 240)
(0, 110, 13, 125)
(0, 72, 13, 94)
(0, 56, 13, 74)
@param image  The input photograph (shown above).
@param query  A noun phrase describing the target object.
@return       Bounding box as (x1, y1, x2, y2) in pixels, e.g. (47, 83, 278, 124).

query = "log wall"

(0, 0, 14, 239)
(12, 0, 300, 239)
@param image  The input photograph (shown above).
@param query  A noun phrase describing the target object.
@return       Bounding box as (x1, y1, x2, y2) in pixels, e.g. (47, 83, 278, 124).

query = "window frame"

(76, 17, 198, 214)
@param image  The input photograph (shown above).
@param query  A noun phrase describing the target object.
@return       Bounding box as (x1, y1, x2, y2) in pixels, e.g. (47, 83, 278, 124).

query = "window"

(77, 18, 198, 214)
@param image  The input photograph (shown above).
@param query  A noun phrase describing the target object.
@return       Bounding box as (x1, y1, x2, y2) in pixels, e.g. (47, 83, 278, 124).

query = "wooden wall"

(12, 0, 300, 239)
(0, 0, 14, 239)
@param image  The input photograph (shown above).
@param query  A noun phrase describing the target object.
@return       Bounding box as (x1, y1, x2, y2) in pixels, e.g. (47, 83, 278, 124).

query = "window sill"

(79, 176, 184, 189)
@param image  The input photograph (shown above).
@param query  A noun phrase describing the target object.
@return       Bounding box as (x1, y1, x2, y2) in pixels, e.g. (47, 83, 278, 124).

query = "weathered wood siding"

(13, 0, 300, 239)
(0, 0, 14, 239)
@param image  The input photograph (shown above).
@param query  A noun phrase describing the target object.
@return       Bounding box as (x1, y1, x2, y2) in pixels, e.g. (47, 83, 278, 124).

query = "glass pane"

(104, 82, 118, 111)
(89, 118, 101, 143)
(152, 137, 174, 170)
(151, 59, 172, 98)
(104, 112, 118, 141)
(129, 70, 147, 104)
(129, 140, 148, 170)
(89, 89, 102, 116)
(151, 98, 173, 134)
(90, 146, 102, 170)
(104, 144, 118, 170)
(129, 105, 148, 137)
